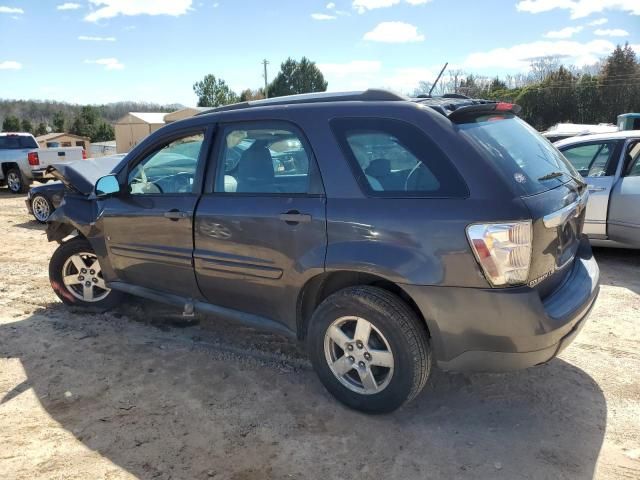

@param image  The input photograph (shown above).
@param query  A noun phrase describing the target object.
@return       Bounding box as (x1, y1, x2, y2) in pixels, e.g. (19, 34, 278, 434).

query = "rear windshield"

(458, 115, 581, 196)
(0, 135, 38, 149)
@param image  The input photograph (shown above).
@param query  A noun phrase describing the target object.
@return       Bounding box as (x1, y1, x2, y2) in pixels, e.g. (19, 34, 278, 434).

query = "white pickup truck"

(0, 132, 86, 193)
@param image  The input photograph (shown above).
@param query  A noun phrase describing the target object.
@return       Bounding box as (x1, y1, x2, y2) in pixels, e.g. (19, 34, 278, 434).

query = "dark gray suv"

(45, 90, 600, 413)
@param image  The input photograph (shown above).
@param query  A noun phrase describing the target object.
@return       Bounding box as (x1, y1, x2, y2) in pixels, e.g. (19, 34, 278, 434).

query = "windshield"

(459, 115, 581, 196)
(0, 135, 38, 150)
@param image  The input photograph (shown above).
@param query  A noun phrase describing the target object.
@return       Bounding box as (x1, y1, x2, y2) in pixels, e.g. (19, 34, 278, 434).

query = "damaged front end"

(44, 157, 123, 243)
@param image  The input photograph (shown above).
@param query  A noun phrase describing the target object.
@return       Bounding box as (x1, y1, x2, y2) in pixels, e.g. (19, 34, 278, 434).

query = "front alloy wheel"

(31, 195, 52, 222)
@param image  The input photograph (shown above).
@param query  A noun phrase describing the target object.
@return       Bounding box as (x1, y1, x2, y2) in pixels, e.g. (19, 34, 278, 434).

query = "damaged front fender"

(46, 195, 101, 243)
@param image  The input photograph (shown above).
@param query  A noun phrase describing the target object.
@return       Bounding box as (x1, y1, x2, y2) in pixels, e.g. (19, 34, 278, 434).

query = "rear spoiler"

(415, 96, 522, 122)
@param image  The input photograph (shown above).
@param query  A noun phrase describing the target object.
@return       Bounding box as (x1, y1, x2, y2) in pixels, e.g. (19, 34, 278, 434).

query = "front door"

(194, 121, 326, 329)
(608, 140, 640, 246)
(560, 140, 623, 237)
(101, 129, 208, 296)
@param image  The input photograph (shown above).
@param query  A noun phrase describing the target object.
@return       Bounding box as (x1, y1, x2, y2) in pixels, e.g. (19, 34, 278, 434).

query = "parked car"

(555, 131, 640, 249)
(0, 132, 86, 193)
(541, 123, 618, 143)
(25, 154, 126, 222)
(44, 90, 599, 413)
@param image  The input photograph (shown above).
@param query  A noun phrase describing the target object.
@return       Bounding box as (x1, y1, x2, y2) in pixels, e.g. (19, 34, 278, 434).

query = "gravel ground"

(0, 188, 639, 480)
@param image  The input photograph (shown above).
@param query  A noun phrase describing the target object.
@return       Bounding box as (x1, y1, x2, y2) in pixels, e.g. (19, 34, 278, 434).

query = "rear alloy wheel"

(308, 286, 432, 414)
(7, 168, 28, 194)
(31, 194, 53, 223)
(49, 238, 123, 309)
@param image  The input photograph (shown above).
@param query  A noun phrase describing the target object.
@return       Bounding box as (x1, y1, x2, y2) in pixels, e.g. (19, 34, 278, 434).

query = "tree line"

(0, 101, 180, 142)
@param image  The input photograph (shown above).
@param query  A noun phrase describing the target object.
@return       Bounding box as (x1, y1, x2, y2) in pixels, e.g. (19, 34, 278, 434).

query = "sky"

(0, 0, 639, 106)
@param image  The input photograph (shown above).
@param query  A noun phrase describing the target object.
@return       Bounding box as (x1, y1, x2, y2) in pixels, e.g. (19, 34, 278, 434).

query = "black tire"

(7, 168, 29, 194)
(307, 286, 431, 414)
(49, 237, 123, 310)
(30, 193, 54, 223)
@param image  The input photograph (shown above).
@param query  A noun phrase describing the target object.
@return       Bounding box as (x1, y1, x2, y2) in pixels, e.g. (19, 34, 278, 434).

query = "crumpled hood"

(46, 155, 124, 195)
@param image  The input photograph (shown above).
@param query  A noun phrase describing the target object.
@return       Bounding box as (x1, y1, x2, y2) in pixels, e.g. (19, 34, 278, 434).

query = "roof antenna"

(428, 62, 448, 97)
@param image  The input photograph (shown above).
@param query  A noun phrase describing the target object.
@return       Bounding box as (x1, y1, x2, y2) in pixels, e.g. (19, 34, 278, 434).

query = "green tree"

(192, 74, 238, 107)
(239, 88, 265, 102)
(576, 74, 601, 124)
(2, 115, 21, 132)
(52, 111, 66, 132)
(599, 43, 640, 121)
(268, 57, 328, 98)
(94, 122, 115, 142)
(70, 106, 100, 139)
(35, 122, 48, 136)
(21, 119, 33, 134)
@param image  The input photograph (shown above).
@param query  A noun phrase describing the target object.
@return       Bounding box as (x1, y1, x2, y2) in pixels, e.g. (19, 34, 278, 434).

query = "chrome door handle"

(279, 211, 312, 224)
(587, 185, 606, 192)
(164, 210, 189, 220)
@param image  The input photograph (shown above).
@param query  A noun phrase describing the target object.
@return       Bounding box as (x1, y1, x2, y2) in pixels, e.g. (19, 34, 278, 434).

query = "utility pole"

(262, 59, 269, 99)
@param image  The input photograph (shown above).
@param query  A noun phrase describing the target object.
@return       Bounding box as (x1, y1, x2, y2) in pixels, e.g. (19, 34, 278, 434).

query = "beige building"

(36, 132, 91, 151)
(164, 107, 210, 123)
(114, 112, 166, 153)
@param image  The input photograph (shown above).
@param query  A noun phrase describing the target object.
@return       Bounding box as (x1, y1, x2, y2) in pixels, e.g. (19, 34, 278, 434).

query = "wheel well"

(297, 271, 430, 341)
(1, 162, 19, 177)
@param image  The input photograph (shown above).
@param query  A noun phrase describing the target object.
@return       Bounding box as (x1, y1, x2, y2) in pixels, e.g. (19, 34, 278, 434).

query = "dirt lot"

(0, 188, 639, 480)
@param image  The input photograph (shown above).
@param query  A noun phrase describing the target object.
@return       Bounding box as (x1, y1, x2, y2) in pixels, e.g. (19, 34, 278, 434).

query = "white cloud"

(85, 58, 124, 70)
(383, 67, 435, 93)
(78, 35, 116, 41)
(0, 60, 22, 70)
(588, 17, 608, 25)
(544, 26, 583, 38)
(0, 6, 24, 14)
(318, 60, 382, 77)
(352, 0, 431, 13)
(464, 39, 616, 70)
(516, 0, 640, 19)
(57, 2, 81, 10)
(311, 13, 336, 20)
(594, 28, 629, 36)
(363, 21, 424, 43)
(85, 0, 192, 22)
(326, 2, 336, 8)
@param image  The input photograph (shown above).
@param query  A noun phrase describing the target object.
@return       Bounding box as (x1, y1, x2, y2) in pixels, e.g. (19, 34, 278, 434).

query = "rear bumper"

(402, 236, 600, 372)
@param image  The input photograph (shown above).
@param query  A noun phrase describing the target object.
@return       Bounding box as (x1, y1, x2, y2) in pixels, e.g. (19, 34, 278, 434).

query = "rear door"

(608, 139, 640, 246)
(194, 120, 326, 329)
(559, 140, 623, 237)
(100, 129, 209, 296)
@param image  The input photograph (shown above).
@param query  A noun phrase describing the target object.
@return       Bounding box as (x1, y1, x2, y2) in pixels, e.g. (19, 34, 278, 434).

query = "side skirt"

(108, 281, 296, 338)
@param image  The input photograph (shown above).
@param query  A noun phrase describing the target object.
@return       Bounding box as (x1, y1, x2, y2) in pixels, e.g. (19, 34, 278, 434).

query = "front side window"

(216, 124, 313, 194)
(331, 118, 467, 197)
(626, 141, 640, 177)
(128, 132, 204, 194)
(561, 142, 617, 178)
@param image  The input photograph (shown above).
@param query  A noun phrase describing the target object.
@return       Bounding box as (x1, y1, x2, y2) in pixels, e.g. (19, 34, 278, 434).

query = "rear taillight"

(467, 221, 532, 287)
(82, 149, 87, 159)
(28, 152, 39, 166)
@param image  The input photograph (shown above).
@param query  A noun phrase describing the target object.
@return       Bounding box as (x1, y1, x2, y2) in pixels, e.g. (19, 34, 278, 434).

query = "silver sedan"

(555, 131, 640, 248)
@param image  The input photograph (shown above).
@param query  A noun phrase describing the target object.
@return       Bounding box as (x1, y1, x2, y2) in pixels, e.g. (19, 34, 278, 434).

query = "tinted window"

(0, 135, 38, 149)
(627, 142, 640, 177)
(561, 142, 616, 177)
(128, 132, 204, 194)
(459, 115, 580, 195)
(216, 124, 313, 194)
(331, 118, 467, 197)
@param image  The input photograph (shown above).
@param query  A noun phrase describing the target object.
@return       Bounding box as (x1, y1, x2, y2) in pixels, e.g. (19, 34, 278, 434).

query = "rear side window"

(0, 135, 38, 149)
(458, 115, 581, 196)
(331, 118, 468, 197)
(560, 142, 618, 177)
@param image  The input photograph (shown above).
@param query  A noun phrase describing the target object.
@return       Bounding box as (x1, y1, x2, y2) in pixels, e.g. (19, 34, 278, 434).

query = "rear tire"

(49, 237, 123, 310)
(307, 286, 431, 414)
(7, 168, 28, 194)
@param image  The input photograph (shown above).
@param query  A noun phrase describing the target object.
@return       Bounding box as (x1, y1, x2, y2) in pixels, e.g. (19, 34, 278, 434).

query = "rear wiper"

(538, 171, 565, 181)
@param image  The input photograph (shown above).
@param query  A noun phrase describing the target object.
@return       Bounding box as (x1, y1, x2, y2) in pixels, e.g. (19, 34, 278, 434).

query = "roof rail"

(197, 89, 408, 114)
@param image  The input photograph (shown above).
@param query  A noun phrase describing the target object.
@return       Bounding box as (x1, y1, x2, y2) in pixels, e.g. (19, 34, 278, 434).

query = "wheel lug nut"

(90, 270, 95, 275)
(81, 269, 87, 274)
(358, 361, 365, 368)
(78, 275, 84, 281)
(85, 281, 91, 287)
(347, 344, 354, 351)
(364, 352, 371, 360)
(356, 341, 363, 349)
(348, 356, 355, 363)
(92, 278, 98, 283)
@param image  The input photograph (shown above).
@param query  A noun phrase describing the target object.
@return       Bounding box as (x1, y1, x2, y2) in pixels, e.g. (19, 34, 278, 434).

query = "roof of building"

(36, 132, 90, 142)
(123, 112, 167, 124)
